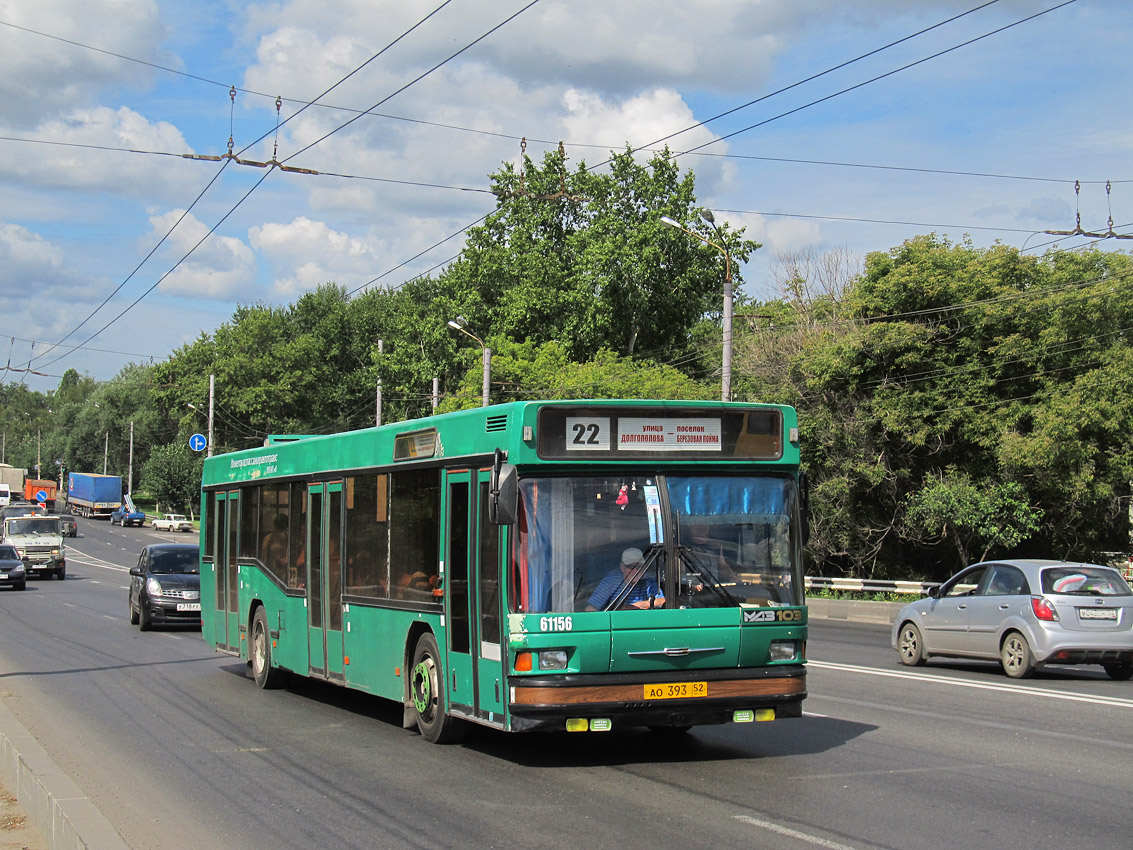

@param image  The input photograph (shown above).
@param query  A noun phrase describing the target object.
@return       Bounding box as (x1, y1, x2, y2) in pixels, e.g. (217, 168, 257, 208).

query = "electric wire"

(24, 0, 542, 374)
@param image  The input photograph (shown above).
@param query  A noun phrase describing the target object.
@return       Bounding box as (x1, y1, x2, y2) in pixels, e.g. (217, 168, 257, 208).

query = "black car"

(0, 544, 26, 591)
(57, 513, 78, 537)
(128, 543, 201, 630)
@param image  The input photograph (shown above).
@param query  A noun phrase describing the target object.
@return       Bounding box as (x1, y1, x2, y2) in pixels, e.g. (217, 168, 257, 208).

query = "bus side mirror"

(488, 449, 517, 526)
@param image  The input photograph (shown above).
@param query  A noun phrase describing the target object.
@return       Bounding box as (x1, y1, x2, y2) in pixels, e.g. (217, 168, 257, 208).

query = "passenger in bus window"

(586, 547, 665, 611)
(260, 514, 289, 578)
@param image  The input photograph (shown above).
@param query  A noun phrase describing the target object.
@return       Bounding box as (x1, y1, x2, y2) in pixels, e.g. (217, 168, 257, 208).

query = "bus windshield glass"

(510, 474, 801, 614)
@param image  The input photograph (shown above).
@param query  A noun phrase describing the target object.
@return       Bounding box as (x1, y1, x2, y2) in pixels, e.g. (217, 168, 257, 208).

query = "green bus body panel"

(342, 605, 442, 701)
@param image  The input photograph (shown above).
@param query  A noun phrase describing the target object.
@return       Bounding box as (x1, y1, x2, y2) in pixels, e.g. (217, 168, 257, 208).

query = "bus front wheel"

(251, 607, 290, 689)
(410, 633, 467, 744)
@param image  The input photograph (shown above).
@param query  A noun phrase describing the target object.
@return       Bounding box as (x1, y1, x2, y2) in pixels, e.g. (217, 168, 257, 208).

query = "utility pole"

(207, 373, 215, 458)
(375, 340, 383, 427)
(128, 421, 134, 495)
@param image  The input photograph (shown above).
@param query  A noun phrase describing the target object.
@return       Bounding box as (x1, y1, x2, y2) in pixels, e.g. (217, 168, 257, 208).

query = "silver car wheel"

(898, 622, 926, 666)
(1000, 632, 1035, 679)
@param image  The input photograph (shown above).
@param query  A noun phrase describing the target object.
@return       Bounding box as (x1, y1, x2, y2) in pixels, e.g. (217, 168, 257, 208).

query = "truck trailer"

(67, 473, 123, 518)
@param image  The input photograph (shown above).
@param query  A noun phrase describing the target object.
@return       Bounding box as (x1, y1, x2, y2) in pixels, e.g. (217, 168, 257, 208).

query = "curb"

(0, 700, 130, 850)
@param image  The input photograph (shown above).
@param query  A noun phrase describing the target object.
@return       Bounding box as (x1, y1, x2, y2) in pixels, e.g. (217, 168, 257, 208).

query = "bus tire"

(251, 607, 289, 689)
(410, 633, 467, 744)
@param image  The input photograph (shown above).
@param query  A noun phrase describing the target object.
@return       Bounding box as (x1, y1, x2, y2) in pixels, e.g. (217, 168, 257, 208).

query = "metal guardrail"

(805, 576, 936, 595)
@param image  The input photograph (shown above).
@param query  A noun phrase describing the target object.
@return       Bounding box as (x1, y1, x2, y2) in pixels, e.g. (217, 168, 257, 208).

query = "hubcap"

(412, 657, 435, 716)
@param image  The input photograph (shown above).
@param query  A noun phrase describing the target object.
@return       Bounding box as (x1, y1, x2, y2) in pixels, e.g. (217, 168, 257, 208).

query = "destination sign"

(538, 406, 783, 461)
(617, 417, 721, 452)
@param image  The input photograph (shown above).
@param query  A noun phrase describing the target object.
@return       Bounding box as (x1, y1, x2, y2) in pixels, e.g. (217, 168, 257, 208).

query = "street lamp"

(447, 316, 491, 407)
(660, 210, 734, 402)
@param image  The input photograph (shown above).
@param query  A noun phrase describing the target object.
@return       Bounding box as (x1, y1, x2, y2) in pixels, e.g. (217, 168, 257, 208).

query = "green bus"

(200, 399, 808, 742)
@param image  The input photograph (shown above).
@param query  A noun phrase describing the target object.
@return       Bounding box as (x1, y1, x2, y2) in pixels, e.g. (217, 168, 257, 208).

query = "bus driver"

(586, 547, 665, 611)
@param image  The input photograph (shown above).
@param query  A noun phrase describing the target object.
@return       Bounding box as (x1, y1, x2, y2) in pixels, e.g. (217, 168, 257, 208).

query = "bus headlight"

(768, 640, 799, 662)
(538, 650, 568, 670)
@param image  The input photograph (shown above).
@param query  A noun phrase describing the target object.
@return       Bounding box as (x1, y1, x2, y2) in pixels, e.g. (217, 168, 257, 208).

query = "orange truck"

(24, 478, 58, 507)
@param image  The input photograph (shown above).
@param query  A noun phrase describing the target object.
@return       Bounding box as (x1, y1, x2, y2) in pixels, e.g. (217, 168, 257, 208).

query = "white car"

(153, 514, 194, 533)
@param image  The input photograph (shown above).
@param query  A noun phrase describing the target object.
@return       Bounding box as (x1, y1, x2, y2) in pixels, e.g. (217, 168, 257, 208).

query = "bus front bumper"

(507, 665, 806, 732)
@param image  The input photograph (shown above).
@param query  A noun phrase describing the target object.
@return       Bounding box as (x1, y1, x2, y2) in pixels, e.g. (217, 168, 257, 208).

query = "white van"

(0, 484, 10, 507)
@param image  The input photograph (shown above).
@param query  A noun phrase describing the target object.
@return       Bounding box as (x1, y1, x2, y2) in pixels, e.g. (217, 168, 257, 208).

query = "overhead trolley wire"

(347, 0, 1083, 305)
(24, 0, 543, 373)
(669, 0, 1080, 162)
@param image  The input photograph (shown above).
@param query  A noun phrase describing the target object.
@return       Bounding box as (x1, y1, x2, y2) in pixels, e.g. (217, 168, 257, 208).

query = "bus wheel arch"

(408, 630, 467, 744)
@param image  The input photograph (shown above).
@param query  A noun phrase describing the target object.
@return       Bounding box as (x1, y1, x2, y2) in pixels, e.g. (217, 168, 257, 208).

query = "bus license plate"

(177, 603, 201, 612)
(644, 682, 707, 700)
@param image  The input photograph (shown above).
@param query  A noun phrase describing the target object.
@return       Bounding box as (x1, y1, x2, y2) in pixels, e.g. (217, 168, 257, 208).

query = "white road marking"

(734, 815, 860, 850)
(809, 659, 1133, 709)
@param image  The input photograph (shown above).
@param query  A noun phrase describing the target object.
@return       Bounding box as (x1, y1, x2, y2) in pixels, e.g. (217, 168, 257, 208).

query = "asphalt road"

(0, 518, 1130, 850)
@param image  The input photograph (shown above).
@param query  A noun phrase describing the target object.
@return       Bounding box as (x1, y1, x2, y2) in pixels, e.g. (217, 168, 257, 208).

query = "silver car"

(892, 559, 1133, 680)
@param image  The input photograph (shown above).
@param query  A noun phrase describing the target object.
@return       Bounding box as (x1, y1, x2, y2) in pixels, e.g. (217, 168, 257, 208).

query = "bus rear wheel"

(410, 633, 467, 744)
(251, 607, 289, 689)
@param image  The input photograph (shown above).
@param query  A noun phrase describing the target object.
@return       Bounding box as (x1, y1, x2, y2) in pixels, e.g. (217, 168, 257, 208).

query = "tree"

(439, 145, 759, 369)
(440, 339, 714, 411)
(906, 469, 1043, 567)
(140, 442, 203, 516)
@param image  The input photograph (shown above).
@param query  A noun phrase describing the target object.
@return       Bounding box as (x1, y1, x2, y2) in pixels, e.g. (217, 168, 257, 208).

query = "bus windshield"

(510, 474, 802, 614)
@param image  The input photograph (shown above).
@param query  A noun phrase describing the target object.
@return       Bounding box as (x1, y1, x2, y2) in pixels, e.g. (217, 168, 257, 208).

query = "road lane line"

(809, 660, 1133, 709)
(734, 815, 860, 850)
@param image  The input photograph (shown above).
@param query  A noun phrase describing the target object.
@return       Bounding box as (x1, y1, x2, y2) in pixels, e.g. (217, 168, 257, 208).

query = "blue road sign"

(189, 433, 207, 453)
(35, 490, 48, 503)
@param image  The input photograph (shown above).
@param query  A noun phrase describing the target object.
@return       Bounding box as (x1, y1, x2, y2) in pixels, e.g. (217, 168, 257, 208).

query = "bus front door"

(306, 482, 346, 681)
(444, 470, 505, 725)
(212, 491, 240, 653)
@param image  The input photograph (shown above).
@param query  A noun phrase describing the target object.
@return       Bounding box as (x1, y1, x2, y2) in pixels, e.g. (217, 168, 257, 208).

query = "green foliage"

(440, 340, 714, 411)
(737, 236, 1133, 579)
(140, 442, 203, 514)
(906, 468, 1043, 567)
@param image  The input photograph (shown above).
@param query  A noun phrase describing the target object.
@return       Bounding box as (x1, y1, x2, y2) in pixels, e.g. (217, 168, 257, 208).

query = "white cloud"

(249, 216, 384, 297)
(0, 106, 197, 199)
(144, 209, 258, 300)
(0, 0, 168, 127)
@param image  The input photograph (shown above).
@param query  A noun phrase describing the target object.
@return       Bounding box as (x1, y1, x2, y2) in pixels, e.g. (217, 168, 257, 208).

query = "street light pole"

(447, 317, 491, 407)
(660, 211, 734, 402)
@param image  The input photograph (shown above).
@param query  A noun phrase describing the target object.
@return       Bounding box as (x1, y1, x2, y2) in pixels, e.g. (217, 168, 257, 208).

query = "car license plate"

(644, 682, 708, 700)
(176, 603, 201, 612)
(0, 573, 6, 580)
(1078, 608, 1117, 620)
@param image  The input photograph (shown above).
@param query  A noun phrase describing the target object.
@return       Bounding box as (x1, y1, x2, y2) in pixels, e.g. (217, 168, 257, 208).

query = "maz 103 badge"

(743, 608, 804, 623)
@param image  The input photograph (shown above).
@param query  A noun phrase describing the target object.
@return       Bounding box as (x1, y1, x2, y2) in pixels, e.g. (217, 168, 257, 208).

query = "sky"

(0, 0, 1130, 393)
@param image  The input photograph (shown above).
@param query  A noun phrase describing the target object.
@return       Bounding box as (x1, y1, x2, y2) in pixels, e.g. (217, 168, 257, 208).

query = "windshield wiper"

(676, 545, 741, 607)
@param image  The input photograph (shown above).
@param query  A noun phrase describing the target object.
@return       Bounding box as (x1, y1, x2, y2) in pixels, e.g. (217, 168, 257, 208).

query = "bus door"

(475, 469, 505, 721)
(305, 481, 346, 680)
(443, 470, 506, 724)
(212, 490, 240, 653)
